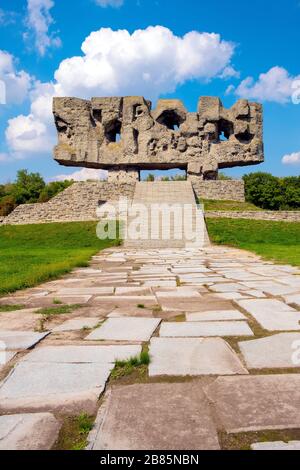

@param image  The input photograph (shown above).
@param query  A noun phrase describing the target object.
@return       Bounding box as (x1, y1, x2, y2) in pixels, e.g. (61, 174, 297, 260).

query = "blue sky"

(0, 0, 299, 183)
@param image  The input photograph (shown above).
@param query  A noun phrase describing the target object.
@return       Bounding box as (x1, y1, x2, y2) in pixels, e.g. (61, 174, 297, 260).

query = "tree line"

(0, 170, 72, 216)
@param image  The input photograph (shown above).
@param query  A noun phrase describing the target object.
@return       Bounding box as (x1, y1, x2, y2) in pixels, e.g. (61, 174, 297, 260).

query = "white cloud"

(0, 50, 32, 105)
(54, 26, 236, 99)
(94, 0, 124, 7)
(0, 8, 17, 26)
(6, 25, 236, 158)
(53, 168, 108, 181)
(25, 0, 61, 56)
(282, 152, 300, 165)
(229, 66, 300, 103)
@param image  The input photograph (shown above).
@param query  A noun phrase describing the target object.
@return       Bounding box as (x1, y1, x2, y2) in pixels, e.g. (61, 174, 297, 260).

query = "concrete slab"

(0, 362, 112, 414)
(86, 317, 161, 342)
(0, 331, 49, 351)
(0, 413, 61, 450)
(284, 294, 300, 308)
(52, 317, 101, 332)
(88, 383, 220, 450)
(251, 441, 300, 451)
(0, 351, 17, 371)
(160, 321, 254, 337)
(205, 374, 300, 432)
(186, 310, 247, 322)
(21, 345, 142, 364)
(239, 333, 300, 369)
(241, 281, 298, 296)
(114, 287, 151, 296)
(56, 287, 114, 295)
(209, 283, 248, 293)
(236, 299, 300, 331)
(149, 338, 248, 376)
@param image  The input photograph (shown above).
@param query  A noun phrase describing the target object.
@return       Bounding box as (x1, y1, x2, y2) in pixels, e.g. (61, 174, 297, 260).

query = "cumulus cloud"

(24, 0, 61, 56)
(228, 66, 300, 104)
(94, 0, 124, 7)
(54, 26, 236, 99)
(6, 25, 236, 158)
(0, 50, 32, 105)
(53, 168, 108, 181)
(282, 152, 300, 165)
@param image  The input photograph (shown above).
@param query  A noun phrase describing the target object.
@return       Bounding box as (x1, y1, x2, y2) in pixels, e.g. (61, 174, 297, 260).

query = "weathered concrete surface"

(20, 345, 142, 364)
(238, 333, 300, 369)
(251, 441, 300, 451)
(53, 96, 263, 182)
(0, 413, 60, 450)
(0, 362, 112, 415)
(87, 383, 220, 450)
(186, 310, 246, 321)
(205, 375, 300, 432)
(236, 299, 300, 331)
(0, 331, 49, 351)
(159, 321, 253, 337)
(149, 338, 248, 376)
(86, 317, 161, 342)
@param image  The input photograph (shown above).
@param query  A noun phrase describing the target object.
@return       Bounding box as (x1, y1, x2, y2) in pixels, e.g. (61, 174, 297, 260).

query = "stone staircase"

(124, 181, 210, 249)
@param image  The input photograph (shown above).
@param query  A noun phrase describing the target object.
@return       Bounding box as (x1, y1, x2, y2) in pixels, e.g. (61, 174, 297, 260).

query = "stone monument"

(53, 96, 264, 190)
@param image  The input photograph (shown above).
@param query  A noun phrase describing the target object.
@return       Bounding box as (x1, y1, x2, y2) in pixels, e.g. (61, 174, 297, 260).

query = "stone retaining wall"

(192, 180, 245, 202)
(2, 181, 135, 226)
(205, 210, 300, 222)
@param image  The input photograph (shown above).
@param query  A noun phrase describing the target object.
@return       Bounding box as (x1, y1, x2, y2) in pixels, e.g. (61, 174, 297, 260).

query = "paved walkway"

(0, 246, 300, 450)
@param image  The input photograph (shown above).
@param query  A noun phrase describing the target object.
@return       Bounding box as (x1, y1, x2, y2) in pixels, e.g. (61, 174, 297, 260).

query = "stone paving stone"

(114, 287, 152, 296)
(52, 317, 101, 332)
(241, 281, 299, 296)
(0, 413, 61, 450)
(283, 294, 300, 308)
(204, 374, 300, 432)
(209, 283, 248, 293)
(87, 383, 220, 450)
(0, 362, 112, 414)
(155, 288, 202, 299)
(251, 441, 300, 451)
(160, 321, 254, 337)
(0, 351, 17, 371)
(243, 290, 266, 298)
(0, 331, 49, 351)
(142, 280, 177, 287)
(215, 292, 246, 300)
(21, 345, 142, 364)
(107, 308, 154, 318)
(28, 295, 92, 307)
(56, 287, 114, 295)
(238, 333, 300, 369)
(186, 310, 247, 322)
(236, 299, 300, 331)
(86, 317, 161, 342)
(149, 338, 248, 376)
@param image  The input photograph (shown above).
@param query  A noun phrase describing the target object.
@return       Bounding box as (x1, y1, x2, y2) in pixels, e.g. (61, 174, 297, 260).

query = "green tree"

(38, 180, 73, 202)
(146, 174, 155, 182)
(12, 170, 45, 204)
(0, 195, 16, 216)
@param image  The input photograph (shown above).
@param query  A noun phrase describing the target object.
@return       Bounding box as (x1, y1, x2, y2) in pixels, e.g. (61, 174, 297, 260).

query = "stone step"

(124, 181, 210, 249)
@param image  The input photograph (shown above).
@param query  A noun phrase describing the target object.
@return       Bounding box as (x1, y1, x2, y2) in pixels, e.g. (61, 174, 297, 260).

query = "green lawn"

(206, 218, 300, 267)
(203, 199, 262, 211)
(0, 222, 119, 295)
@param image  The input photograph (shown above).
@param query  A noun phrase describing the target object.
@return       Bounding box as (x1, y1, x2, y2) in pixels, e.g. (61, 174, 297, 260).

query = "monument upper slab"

(53, 96, 263, 180)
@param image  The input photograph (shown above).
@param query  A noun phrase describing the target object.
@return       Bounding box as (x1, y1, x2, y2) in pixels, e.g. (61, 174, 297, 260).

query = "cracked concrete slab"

(205, 375, 300, 432)
(149, 337, 248, 376)
(87, 383, 220, 450)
